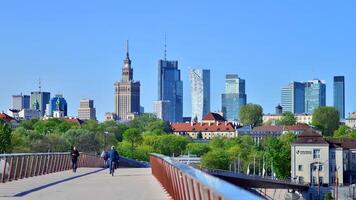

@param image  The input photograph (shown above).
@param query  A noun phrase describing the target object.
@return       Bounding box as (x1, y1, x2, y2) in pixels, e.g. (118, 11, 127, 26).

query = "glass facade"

(221, 74, 246, 121)
(50, 94, 68, 117)
(334, 76, 345, 119)
(189, 69, 210, 121)
(30, 91, 50, 116)
(281, 82, 305, 114)
(157, 59, 183, 122)
(305, 80, 326, 114)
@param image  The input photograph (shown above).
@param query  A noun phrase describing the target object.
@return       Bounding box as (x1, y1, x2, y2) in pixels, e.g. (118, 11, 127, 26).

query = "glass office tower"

(157, 59, 183, 122)
(49, 94, 68, 117)
(334, 76, 345, 119)
(30, 91, 50, 117)
(305, 80, 326, 114)
(189, 69, 210, 121)
(221, 74, 247, 121)
(281, 82, 305, 114)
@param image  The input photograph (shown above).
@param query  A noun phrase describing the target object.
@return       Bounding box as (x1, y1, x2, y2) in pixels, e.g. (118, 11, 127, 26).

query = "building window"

(313, 149, 320, 159)
(319, 177, 323, 184)
(298, 165, 303, 171)
(298, 176, 304, 183)
(331, 152, 335, 159)
(352, 153, 356, 160)
(313, 165, 317, 171)
(318, 165, 323, 171)
(312, 176, 317, 184)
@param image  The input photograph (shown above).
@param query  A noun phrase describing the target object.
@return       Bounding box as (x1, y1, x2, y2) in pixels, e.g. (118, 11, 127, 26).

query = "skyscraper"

(156, 59, 183, 122)
(78, 99, 96, 120)
(334, 76, 345, 119)
(11, 94, 30, 110)
(49, 94, 68, 117)
(114, 41, 140, 121)
(189, 69, 210, 121)
(30, 91, 50, 116)
(304, 79, 326, 114)
(221, 74, 247, 121)
(281, 82, 305, 114)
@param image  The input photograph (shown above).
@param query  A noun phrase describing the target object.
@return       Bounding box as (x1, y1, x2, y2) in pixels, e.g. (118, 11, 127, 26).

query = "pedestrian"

(71, 146, 80, 173)
(108, 146, 119, 174)
(100, 149, 109, 168)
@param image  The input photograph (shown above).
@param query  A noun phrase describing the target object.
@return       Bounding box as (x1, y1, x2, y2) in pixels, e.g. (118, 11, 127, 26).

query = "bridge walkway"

(0, 168, 169, 200)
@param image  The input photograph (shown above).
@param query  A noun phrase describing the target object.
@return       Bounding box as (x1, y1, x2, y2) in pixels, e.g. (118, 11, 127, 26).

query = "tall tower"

(334, 76, 345, 119)
(189, 69, 210, 121)
(114, 41, 141, 121)
(221, 74, 247, 121)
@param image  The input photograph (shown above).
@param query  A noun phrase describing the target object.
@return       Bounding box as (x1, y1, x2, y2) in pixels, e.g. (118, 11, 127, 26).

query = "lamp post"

(104, 131, 109, 150)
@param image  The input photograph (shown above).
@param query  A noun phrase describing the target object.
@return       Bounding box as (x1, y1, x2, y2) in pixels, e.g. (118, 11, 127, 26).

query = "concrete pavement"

(0, 168, 169, 200)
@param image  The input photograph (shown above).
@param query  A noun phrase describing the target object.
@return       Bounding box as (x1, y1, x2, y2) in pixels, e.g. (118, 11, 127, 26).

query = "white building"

(291, 128, 356, 186)
(189, 69, 210, 122)
(345, 111, 356, 129)
(263, 113, 313, 125)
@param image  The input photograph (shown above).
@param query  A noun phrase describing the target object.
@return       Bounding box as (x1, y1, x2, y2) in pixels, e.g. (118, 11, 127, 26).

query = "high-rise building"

(30, 91, 50, 116)
(281, 82, 305, 114)
(11, 94, 30, 110)
(153, 100, 171, 121)
(78, 99, 96, 120)
(156, 59, 183, 122)
(49, 94, 68, 117)
(189, 69, 210, 121)
(221, 74, 247, 121)
(304, 79, 326, 114)
(114, 41, 140, 121)
(334, 76, 345, 119)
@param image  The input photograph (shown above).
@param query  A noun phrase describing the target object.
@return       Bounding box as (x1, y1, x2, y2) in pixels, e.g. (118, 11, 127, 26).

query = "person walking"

(101, 150, 109, 168)
(108, 146, 119, 175)
(71, 146, 80, 173)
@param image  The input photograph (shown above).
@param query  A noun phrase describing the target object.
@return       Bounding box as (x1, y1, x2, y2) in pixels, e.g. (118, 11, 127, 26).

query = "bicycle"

(110, 161, 116, 176)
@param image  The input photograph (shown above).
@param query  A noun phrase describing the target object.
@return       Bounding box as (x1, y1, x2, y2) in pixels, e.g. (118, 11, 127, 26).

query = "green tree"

(11, 127, 30, 152)
(277, 112, 296, 125)
(186, 142, 211, 156)
(240, 103, 263, 127)
(202, 150, 231, 170)
(123, 128, 142, 155)
(333, 125, 352, 138)
(312, 107, 339, 136)
(0, 120, 12, 153)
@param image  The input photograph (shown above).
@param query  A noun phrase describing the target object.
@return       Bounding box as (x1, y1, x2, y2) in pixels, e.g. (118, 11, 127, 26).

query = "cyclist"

(108, 146, 119, 175)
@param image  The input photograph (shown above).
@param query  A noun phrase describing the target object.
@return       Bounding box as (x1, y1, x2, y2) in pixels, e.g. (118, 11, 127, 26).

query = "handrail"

(150, 153, 261, 200)
(0, 152, 103, 183)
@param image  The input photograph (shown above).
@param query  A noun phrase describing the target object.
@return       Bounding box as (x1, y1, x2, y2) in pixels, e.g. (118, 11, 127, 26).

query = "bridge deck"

(0, 168, 169, 200)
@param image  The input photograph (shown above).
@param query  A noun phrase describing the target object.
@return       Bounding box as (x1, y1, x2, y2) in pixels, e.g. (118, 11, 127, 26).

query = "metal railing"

(150, 153, 261, 200)
(0, 152, 103, 183)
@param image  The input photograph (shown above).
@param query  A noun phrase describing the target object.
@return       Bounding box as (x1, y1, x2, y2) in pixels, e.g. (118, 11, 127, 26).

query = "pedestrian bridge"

(0, 153, 260, 200)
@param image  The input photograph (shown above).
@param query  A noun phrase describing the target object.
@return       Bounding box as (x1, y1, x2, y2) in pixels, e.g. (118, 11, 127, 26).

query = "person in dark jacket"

(108, 146, 119, 174)
(71, 146, 80, 173)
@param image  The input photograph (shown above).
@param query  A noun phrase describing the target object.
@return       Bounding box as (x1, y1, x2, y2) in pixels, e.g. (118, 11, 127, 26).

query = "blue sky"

(0, 1, 355, 121)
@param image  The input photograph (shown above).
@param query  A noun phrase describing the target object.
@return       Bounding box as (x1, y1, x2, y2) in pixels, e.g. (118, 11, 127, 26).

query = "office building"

(304, 79, 326, 114)
(281, 82, 305, 114)
(189, 69, 210, 121)
(221, 74, 246, 121)
(156, 59, 183, 122)
(30, 91, 50, 117)
(334, 76, 345, 119)
(78, 99, 96, 120)
(291, 128, 356, 186)
(11, 94, 30, 110)
(49, 94, 68, 117)
(114, 41, 140, 121)
(153, 100, 172, 122)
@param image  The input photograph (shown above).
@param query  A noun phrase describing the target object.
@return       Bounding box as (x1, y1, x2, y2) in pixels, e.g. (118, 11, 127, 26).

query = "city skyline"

(1, 1, 356, 121)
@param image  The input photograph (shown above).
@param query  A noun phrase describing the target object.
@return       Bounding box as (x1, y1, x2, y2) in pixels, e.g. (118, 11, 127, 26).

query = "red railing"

(150, 153, 260, 200)
(0, 152, 103, 183)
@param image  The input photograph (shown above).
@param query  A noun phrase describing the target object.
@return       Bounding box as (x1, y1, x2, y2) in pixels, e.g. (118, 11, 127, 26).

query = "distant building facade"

(334, 76, 345, 119)
(345, 112, 356, 129)
(189, 69, 210, 121)
(156, 59, 183, 122)
(171, 112, 236, 140)
(263, 113, 313, 125)
(153, 100, 171, 121)
(281, 82, 305, 114)
(114, 41, 140, 121)
(49, 94, 67, 117)
(78, 99, 96, 120)
(221, 74, 246, 121)
(291, 129, 356, 186)
(12, 94, 30, 110)
(30, 91, 50, 116)
(304, 79, 326, 114)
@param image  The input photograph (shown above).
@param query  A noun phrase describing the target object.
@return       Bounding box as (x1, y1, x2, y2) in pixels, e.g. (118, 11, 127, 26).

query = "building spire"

(38, 78, 42, 92)
(164, 34, 167, 60)
(126, 40, 129, 59)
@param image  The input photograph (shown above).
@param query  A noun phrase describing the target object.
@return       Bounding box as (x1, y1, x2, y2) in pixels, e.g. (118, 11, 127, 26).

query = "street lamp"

(104, 131, 109, 150)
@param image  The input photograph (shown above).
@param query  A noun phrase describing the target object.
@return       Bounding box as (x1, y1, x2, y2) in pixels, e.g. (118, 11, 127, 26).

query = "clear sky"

(0, 1, 355, 121)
